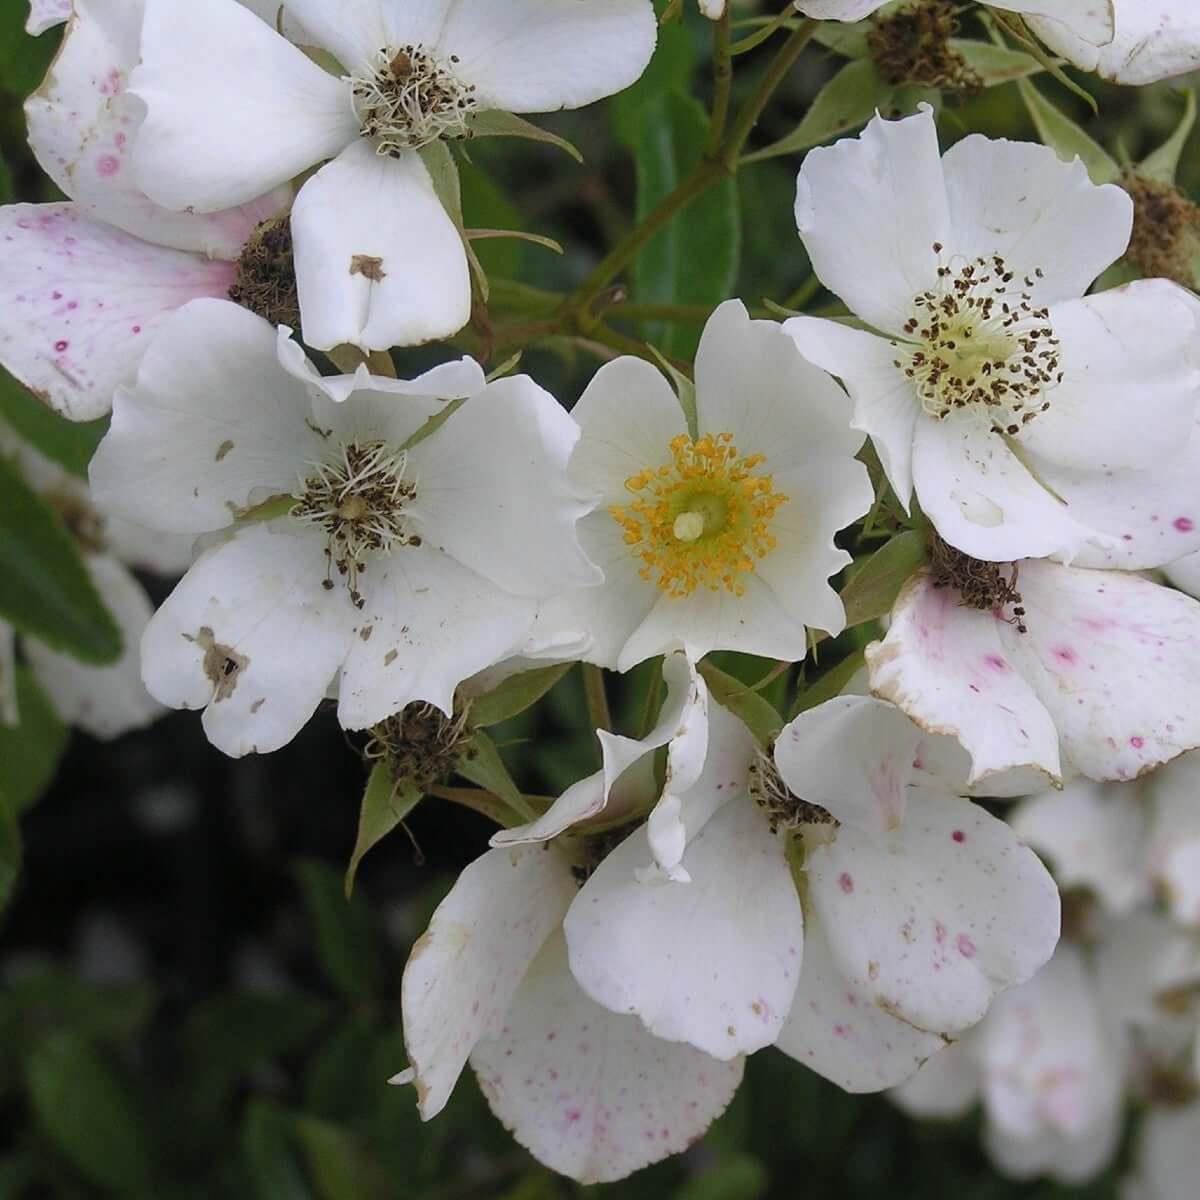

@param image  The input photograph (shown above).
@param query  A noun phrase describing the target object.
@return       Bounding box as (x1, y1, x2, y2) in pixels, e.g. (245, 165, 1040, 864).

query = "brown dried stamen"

(929, 533, 1027, 632)
(365, 698, 473, 794)
(228, 216, 300, 328)
(1123, 173, 1200, 288)
(868, 0, 981, 91)
(749, 749, 837, 836)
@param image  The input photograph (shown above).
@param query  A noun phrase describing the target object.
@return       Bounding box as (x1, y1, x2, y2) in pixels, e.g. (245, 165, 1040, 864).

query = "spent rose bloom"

(127, 0, 656, 353)
(867, 557, 1200, 788)
(542, 300, 872, 671)
(0, 0, 290, 420)
(784, 107, 1200, 565)
(88, 299, 600, 757)
(893, 945, 1126, 1185)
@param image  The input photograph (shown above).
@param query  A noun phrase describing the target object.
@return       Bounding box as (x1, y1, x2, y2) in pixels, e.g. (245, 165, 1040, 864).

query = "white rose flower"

(1015, 754, 1200, 928)
(544, 299, 873, 671)
(88, 299, 600, 757)
(894, 945, 1126, 1186)
(868, 556, 1200, 787)
(127, 0, 657, 353)
(1, 0, 290, 420)
(783, 107, 1200, 565)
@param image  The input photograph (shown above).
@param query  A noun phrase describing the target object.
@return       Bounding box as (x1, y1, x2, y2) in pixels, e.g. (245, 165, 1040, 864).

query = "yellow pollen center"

(610, 432, 787, 599)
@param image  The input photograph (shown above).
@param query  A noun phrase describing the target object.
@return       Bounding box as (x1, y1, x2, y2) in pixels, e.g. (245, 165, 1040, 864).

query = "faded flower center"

(929, 532, 1027, 632)
(365, 698, 473, 794)
(351, 44, 478, 155)
(748, 750, 836, 836)
(292, 439, 419, 608)
(610, 432, 787, 599)
(894, 248, 1062, 436)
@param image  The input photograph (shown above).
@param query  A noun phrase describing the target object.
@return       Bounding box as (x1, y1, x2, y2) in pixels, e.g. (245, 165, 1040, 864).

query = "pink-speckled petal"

(398, 844, 577, 1121)
(564, 795, 802, 1061)
(1001, 559, 1200, 782)
(866, 571, 1062, 787)
(0, 204, 235, 420)
(776, 696, 923, 835)
(25, 0, 288, 259)
(776, 914, 946, 1093)
(471, 932, 743, 1185)
(807, 787, 1060, 1036)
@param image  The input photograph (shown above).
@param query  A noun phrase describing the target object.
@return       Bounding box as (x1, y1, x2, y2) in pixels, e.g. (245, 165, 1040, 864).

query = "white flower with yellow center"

(546, 299, 873, 671)
(88, 298, 600, 758)
(127, 0, 657, 353)
(784, 107, 1200, 566)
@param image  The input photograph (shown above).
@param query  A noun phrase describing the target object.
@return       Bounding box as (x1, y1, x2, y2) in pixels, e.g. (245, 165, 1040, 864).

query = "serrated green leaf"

(345, 763, 421, 898)
(27, 1032, 156, 1196)
(698, 661, 783, 746)
(468, 110, 581, 163)
(295, 861, 384, 1007)
(840, 529, 929, 630)
(1016, 78, 1118, 184)
(0, 367, 108, 477)
(469, 662, 573, 728)
(0, 666, 68, 814)
(624, 90, 740, 359)
(1140, 88, 1197, 186)
(744, 58, 895, 163)
(0, 455, 122, 663)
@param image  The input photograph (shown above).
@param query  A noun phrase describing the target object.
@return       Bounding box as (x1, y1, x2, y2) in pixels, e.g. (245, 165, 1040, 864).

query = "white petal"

(1014, 283, 1200, 473)
(776, 915, 946, 1093)
(1003, 559, 1200, 781)
(866, 572, 1063, 787)
(1129, 1104, 1200, 1200)
(565, 796, 803, 1060)
(990, 1, 1112, 47)
(25, 554, 163, 739)
(890, 1041, 979, 1118)
(90, 300, 323, 532)
(0, 205, 236, 421)
(617, 571, 810, 671)
(131, 0, 356, 212)
(911, 417, 1109, 564)
(568, 355, 687, 505)
(807, 787, 1061, 1035)
(782, 316, 919, 507)
(975, 945, 1125, 1185)
(698, 0, 727, 16)
(493, 652, 706, 848)
(1167, 549, 1200, 598)
(1011, 779, 1151, 915)
(776, 696, 921, 834)
(25, 0, 288, 258)
(399, 843, 577, 1120)
(793, 1, 883, 16)
(290, 143, 470, 352)
(1144, 753, 1200, 928)
(435, 0, 658, 114)
(472, 932, 743, 1186)
(794, 107, 949, 336)
(694, 299, 864, 464)
(1029, 2, 1200, 85)
(336, 546, 535, 727)
(141, 522, 356, 756)
(409, 374, 599, 597)
(941, 133, 1129, 307)
(26, 0, 71, 34)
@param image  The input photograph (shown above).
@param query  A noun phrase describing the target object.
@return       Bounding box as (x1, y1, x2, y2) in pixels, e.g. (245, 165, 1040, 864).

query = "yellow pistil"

(610, 432, 787, 599)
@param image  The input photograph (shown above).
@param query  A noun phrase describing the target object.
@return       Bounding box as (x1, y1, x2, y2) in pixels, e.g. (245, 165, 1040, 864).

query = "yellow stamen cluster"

(610, 432, 787, 599)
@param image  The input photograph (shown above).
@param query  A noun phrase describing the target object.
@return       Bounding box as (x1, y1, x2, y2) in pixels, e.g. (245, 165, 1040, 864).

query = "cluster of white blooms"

(4, 0, 1200, 1190)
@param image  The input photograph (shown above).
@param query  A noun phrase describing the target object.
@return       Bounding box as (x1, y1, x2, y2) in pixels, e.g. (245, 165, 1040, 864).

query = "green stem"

(706, 10, 734, 157)
(582, 663, 613, 734)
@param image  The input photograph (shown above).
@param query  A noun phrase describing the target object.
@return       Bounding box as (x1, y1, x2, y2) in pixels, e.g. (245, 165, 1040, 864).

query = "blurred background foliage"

(0, 0, 1193, 1195)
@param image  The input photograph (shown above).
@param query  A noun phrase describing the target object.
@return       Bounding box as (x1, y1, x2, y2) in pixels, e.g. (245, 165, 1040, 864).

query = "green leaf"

(457, 728, 531, 823)
(469, 662, 573, 728)
(0, 10, 59, 99)
(792, 648, 867, 718)
(0, 455, 122, 663)
(1140, 87, 1197, 186)
(625, 90, 740, 359)
(0, 367, 108, 477)
(345, 763, 422, 898)
(811, 18, 872, 60)
(0, 666, 69, 814)
(295, 860, 384, 1007)
(744, 59, 894, 163)
(242, 1101, 313, 1200)
(1016, 78, 1119, 184)
(840, 529, 928, 630)
(27, 1032, 155, 1196)
(953, 40, 1043, 87)
(459, 161, 524, 278)
(698, 661, 783, 746)
(468, 110, 582, 163)
(292, 1116, 386, 1200)
(610, 11, 694, 147)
